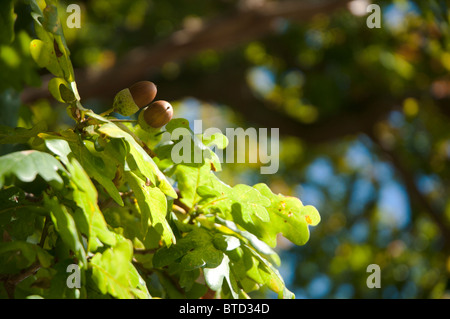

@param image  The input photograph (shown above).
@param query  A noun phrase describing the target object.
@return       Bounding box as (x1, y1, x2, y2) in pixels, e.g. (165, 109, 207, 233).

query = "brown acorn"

(138, 100, 173, 130)
(129, 81, 157, 109)
(113, 81, 157, 116)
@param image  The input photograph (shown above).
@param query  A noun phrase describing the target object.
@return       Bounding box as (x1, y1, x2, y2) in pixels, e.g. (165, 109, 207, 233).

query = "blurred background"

(2, 0, 450, 298)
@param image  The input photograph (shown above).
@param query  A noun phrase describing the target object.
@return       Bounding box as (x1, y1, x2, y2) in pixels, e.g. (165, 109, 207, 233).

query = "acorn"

(113, 81, 157, 116)
(138, 100, 173, 130)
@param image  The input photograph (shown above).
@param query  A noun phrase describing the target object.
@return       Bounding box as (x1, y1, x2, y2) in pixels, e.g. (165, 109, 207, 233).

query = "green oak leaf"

(214, 216, 280, 266)
(90, 238, 151, 299)
(29, 2, 75, 82)
(243, 244, 294, 299)
(42, 4, 62, 35)
(153, 227, 224, 271)
(0, 121, 47, 144)
(252, 183, 320, 247)
(42, 139, 117, 252)
(66, 157, 117, 252)
(204, 254, 238, 298)
(97, 122, 177, 198)
(166, 118, 222, 171)
(201, 131, 229, 150)
(43, 136, 123, 206)
(196, 177, 271, 224)
(48, 77, 75, 103)
(0, 241, 53, 271)
(174, 161, 213, 209)
(125, 170, 175, 246)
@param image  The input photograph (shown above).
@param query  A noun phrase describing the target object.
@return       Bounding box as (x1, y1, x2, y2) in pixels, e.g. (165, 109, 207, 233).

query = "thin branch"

(3, 262, 41, 299)
(38, 217, 51, 248)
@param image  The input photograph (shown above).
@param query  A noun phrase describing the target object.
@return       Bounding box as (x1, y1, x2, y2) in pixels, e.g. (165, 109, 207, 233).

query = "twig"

(110, 119, 138, 123)
(39, 217, 51, 248)
(100, 107, 114, 117)
(3, 262, 41, 299)
(2, 217, 51, 298)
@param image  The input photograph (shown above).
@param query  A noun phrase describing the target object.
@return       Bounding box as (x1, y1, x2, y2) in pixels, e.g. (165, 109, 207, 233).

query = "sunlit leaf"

(66, 157, 117, 251)
(174, 161, 213, 209)
(48, 77, 75, 103)
(29, 39, 63, 77)
(97, 122, 177, 198)
(252, 183, 320, 247)
(244, 245, 294, 299)
(125, 170, 175, 246)
(204, 254, 238, 298)
(43, 135, 123, 206)
(214, 216, 280, 266)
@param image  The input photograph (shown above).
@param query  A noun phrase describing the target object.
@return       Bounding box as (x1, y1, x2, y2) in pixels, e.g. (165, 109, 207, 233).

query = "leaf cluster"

(0, 0, 320, 299)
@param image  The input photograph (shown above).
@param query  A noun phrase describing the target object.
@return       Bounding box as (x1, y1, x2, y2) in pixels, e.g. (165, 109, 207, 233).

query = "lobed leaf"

(126, 170, 175, 246)
(174, 161, 213, 209)
(66, 157, 117, 251)
(204, 254, 238, 298)
(97, 122, 177, 198)
(43, 135, 123, 206)
(29, 1, 75, 82)
(0, 150, 66, 189)
(252, 183, 321, 247)
(48, 77, 76, 103)
(90, 238, 150, 299)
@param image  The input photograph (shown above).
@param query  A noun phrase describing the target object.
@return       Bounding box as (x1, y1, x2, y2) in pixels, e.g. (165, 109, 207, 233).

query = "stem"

(100, 107, 114, 117)
(110, 119, 138, 123)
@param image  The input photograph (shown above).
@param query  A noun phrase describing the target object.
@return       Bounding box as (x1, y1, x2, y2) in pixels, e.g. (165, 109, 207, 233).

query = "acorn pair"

(113, 81, 173, 129)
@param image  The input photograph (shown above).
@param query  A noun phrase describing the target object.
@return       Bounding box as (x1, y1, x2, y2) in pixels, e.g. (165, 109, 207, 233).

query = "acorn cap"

(129, 81, 157, 109)
(140, 100, 173, 129)
(113, 81, 157, 116)
(112, 88, 139, 116)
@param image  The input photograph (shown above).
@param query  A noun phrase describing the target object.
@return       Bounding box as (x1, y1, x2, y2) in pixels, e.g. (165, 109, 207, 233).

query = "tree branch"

(3, 262, 41, 299)
(20, 0, 350, 105)
(156, 64, 396, 143)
